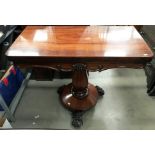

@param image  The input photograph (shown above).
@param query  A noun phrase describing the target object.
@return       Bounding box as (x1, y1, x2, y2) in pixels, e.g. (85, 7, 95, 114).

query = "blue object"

(0, 67, 25, 111)
(16, 67, 25, 86)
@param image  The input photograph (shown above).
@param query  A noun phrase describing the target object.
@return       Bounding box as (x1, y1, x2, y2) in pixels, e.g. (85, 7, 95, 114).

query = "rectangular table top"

(6, 26, 153, 61)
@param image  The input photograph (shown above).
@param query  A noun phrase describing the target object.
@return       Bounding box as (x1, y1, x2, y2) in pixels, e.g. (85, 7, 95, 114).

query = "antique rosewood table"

(6, 26, 153, 127)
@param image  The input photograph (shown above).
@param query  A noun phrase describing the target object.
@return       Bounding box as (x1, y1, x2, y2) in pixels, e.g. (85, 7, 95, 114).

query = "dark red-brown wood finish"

(6, 26, 153, 69)
(6, 26, 153, 127)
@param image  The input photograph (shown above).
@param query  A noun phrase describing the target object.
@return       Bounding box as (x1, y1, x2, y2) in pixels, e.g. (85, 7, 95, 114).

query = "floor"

(11, 68, 155, 129)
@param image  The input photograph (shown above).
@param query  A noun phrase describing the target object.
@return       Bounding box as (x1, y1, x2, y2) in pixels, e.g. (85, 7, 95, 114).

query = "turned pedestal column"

(58, 64, 104, 127)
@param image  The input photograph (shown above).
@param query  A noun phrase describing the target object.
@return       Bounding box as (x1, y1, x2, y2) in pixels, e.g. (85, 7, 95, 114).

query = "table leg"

(71, 111, 84, 128)
(96, 86, 105, 96)
(58, 64, 104, 128)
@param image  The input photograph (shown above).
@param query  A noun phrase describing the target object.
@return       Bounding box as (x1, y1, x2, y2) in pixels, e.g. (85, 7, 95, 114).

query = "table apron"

(10, 59, 147, 71)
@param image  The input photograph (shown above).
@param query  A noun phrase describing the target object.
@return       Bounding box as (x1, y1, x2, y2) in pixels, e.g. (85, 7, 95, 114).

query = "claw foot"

(96, 86, 105, 96)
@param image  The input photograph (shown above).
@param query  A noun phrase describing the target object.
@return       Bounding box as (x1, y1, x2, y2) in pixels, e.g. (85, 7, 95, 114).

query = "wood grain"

(6, 26, 153, 60)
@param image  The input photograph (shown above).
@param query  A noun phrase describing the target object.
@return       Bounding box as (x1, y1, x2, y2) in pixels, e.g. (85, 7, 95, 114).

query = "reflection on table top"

(6, 26, 153, 59)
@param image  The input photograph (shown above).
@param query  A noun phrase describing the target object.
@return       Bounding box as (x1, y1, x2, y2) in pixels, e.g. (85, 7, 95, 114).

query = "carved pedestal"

(58, 64, 104, 128)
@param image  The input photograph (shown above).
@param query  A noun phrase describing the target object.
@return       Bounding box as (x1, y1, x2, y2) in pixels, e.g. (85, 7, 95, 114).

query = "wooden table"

(6, 26, 153, 127)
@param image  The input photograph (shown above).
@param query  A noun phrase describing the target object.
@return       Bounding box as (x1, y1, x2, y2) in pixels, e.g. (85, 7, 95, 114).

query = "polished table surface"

(6, 26, 153, 128)
(7, 26, 153, 58)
